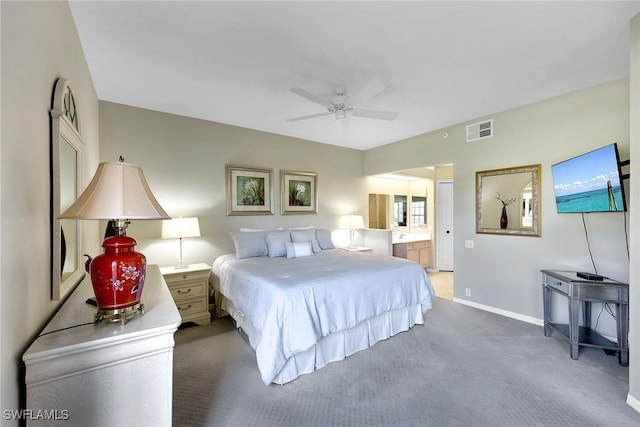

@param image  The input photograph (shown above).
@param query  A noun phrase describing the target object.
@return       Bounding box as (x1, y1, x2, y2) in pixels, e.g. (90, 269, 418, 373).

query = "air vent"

(466, 119, 493, 142)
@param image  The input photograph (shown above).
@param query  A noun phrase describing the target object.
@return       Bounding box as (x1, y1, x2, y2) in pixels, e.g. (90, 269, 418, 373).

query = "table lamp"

(340, 214, 365, 248)
(60, 161, 170, 323)
(161, 217, 201, 269)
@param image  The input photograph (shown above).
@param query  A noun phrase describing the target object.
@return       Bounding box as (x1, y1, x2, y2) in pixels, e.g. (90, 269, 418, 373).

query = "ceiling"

(69, 1, 640, 151)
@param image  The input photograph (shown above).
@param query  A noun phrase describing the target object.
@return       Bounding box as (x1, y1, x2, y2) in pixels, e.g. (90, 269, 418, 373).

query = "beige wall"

(98, 102, 367, 268)
(366, 78, 631, 342)
(0, 1, 100, 418)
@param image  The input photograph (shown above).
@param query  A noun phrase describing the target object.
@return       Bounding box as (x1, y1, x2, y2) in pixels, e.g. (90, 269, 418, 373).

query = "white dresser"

(23, 265, 181, 426)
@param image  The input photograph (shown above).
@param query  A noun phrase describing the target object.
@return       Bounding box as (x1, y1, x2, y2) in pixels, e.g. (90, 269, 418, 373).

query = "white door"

(437, 180, 454, 271)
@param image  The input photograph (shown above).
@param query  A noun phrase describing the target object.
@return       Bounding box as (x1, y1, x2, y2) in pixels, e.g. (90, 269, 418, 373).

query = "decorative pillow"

(289, 228, 321, 253)
(266, 230, 291, 257)
(315, 228, 335, 250)
(229, 231, 268, 259)
(285, 241, 312, 258)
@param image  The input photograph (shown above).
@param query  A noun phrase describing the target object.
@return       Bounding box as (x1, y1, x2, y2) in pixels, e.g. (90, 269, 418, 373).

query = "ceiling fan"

(286, 78, 398, 122)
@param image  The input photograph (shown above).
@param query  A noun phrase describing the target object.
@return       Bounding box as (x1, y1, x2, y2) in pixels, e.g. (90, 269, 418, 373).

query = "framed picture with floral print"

(281, 170, 318, 215)
(226, 165, 274, 215)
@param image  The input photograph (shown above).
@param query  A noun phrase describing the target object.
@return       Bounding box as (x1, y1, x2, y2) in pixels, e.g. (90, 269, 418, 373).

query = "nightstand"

(161, 263, 211, 326)
(342, 246, 372, 252)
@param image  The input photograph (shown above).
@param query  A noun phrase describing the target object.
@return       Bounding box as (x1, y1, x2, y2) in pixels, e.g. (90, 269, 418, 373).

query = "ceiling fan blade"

(289, 88, 327, 106)
(352, 108, 398, 121)
(286, 112, 332, 122)
(350, 77, 387, 105)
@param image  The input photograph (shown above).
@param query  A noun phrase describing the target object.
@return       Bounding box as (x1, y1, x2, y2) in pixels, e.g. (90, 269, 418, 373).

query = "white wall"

(627, 11, 639, 413)
(0, 1, 99, 419)
(365, 79, 631, 342)
(98, 102, 367, 268)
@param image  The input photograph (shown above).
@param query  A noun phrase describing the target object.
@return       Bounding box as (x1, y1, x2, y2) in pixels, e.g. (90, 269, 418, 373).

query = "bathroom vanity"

(392, 234, 432, 269)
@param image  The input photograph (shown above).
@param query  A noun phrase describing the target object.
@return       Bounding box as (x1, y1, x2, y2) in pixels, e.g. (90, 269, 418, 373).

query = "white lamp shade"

(340, 215, 365, 230)
(161, 217, 201, 239)
(60, 162, 169, 220)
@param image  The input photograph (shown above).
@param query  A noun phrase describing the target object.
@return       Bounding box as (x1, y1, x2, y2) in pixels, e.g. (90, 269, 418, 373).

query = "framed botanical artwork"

(281, 170, 318, 215)
(226, 165, 274, 215)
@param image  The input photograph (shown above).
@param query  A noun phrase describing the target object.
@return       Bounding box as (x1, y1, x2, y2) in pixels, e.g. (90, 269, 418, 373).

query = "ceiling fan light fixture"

(287, 79, 397, 123)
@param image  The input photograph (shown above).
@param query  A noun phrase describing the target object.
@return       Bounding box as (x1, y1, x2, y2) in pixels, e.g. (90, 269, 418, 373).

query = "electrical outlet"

(465, 288, 471, 297)
(465, 240, 475, 249)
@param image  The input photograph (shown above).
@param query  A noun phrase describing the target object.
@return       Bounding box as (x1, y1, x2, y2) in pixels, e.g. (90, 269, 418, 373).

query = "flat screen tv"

(551, 143, 627, 213)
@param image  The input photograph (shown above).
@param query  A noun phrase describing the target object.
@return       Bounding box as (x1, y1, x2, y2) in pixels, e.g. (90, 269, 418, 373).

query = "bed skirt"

(215, 289, 424, 384)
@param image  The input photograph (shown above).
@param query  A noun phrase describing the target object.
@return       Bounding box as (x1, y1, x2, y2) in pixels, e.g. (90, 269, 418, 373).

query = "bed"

(210, 228, 436, 385)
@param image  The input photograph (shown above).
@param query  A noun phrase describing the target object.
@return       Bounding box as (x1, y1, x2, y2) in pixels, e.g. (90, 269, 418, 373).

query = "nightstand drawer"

(175, 297, 208, 318)
(163, 270, 209, 286)
(169, 281, 207, 302)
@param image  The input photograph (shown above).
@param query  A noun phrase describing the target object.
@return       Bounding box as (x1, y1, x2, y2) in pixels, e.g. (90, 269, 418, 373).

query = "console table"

(541, 270, 629, 366)
(23, 265, 181, 426)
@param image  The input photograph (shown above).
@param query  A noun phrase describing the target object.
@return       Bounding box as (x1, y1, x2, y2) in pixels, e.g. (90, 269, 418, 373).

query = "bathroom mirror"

(51, 78, 85, 300)
(476, 164, 541, 237)
(368, 193, 389, 229)
(393, 195, 408, 227)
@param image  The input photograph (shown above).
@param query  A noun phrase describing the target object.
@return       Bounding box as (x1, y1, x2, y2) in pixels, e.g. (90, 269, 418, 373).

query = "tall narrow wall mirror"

(393, 195, 408, 227)
(51, 78, 85, 300)
(476, 164, 541, 237)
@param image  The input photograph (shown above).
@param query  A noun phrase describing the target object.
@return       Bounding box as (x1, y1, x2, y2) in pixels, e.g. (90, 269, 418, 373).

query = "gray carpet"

(173, 298, 640, 426)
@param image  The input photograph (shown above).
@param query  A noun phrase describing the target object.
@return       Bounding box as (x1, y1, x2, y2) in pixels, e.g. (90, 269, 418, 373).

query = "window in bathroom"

(411, 196, 426, 227)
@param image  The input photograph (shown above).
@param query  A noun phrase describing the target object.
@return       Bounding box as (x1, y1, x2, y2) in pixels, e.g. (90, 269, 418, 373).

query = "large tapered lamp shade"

(60, 161, 170, 323)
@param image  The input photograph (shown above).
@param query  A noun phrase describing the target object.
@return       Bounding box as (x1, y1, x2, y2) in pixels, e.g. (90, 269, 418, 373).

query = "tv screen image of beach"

(551, 143, 626, 213)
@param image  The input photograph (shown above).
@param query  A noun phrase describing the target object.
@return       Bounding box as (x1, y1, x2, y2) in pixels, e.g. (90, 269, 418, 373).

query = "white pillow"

(229, 231, 268, 259)
(266, 230, 291, 257)
(315, 228, 335, 250)
(285, 241, 312, 258)
(289, 228, 321, 253)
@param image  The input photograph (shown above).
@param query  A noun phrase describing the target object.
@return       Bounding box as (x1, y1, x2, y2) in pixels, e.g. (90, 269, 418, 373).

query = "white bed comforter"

(211, 249, 436, 384)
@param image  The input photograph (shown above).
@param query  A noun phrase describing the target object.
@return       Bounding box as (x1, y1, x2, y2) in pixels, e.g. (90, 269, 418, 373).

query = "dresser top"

(23, 265, 181, 363)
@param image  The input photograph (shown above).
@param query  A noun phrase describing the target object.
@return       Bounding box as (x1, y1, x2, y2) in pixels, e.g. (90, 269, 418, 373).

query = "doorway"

(428, 271, 454, 300)
(437, 180, 454, 271)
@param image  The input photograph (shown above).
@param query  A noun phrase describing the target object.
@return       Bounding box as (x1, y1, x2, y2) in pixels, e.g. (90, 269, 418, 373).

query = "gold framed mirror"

(476, 164, 541, 237)
(51, 78, 85, 300)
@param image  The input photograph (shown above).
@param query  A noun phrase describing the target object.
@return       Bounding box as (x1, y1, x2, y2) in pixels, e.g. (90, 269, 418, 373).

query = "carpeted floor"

(172, 298, 639, 427)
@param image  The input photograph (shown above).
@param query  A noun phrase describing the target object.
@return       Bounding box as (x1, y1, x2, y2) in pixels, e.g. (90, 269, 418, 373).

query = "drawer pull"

(177, 288, 192, 295)
(182, 275, 188, 279)
(178, 304, 192, 311)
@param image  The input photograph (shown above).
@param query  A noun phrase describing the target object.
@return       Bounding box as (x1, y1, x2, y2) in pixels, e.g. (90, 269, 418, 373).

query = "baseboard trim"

(451, 298, 619, 342)
(627, 393, 640, 414)
(452, 297, 543, 326)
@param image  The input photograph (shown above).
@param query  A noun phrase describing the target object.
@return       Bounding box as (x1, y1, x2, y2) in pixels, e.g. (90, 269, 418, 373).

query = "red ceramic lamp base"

(90, 235, 147, 324)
